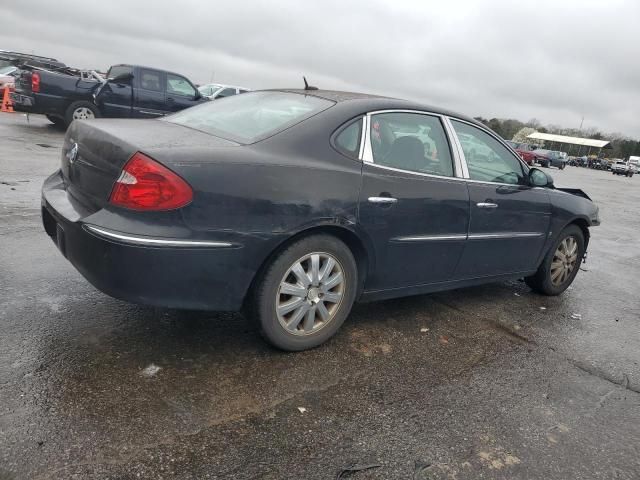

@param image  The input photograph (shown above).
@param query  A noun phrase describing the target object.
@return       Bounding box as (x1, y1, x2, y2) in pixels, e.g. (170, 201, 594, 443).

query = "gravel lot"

(1, 112, 639, 480)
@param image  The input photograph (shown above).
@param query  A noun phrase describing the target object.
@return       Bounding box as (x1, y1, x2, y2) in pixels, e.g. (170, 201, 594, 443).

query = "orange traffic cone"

(1, 86, 14, 113)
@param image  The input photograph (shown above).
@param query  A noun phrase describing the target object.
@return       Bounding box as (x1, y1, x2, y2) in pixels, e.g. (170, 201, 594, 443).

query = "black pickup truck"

(11, 64, 207, 127)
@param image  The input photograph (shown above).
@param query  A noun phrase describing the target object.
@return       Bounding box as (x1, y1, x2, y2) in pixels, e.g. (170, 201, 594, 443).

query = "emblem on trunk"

(67, 143, 78, 165)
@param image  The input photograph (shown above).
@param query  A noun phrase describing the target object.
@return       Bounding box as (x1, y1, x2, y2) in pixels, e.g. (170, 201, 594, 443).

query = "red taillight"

(32, 72, 40, 93)
(109, 152, 193, 211)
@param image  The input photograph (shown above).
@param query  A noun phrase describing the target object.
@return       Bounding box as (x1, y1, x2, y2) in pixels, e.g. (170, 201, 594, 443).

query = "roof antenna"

(303, 76, 318, 91)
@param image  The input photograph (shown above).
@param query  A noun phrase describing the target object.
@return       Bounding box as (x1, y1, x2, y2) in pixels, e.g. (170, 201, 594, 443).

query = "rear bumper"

(10, 92, 35, 112)
(41, 171, 255, 311)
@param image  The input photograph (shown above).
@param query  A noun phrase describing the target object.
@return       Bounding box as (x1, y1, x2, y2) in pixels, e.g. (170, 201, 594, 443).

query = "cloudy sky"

(3, 0, 639, 137)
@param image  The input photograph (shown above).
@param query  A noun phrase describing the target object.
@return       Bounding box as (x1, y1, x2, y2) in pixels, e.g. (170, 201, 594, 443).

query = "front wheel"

(525, 225, 585, 296)
(252, 235, 358, 351)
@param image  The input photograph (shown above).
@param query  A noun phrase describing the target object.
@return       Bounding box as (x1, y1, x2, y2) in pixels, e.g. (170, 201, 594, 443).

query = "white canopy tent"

(527, 132, 611, 156)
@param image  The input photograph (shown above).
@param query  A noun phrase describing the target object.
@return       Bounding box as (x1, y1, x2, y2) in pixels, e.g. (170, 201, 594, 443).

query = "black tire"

(525, 225, 585, 296)
(559, 163, 566, 170)
(64, 101, 100, 126)
(252, 234, 358, 351)
(45, 114, 65, 127)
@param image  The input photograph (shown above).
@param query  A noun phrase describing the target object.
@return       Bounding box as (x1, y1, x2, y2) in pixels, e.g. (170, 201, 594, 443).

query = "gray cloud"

(2, 0, 639, 136)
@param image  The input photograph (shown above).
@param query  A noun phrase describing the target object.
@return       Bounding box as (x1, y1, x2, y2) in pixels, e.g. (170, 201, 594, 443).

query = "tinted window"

(165, 91, 334, 143)
(217, 88, 237, 98)
(370, 113, 454, 177)
(451, 120, 526, 185)
(167, 74, 196, 97)
(334, 119, 362, 157)
(108, 65, 133, 80)
(139, 69, 162, 92)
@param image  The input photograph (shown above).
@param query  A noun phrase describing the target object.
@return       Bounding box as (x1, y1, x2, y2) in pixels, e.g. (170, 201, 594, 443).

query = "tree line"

(473, 116, 640, 159)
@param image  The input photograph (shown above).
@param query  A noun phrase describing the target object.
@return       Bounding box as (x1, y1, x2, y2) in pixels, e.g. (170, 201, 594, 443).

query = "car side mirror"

(529, 167, 554, 188)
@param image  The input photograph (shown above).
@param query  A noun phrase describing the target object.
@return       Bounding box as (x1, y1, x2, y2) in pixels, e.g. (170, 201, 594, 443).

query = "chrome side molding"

(392, 232, 543, 242)
(368, 196, 398, 204)
(83, 225, 235, 248)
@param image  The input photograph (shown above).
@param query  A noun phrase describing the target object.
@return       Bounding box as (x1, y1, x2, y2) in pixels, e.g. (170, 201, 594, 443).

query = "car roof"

(277, 89, 483, 126)
(110, 64, 197, 80)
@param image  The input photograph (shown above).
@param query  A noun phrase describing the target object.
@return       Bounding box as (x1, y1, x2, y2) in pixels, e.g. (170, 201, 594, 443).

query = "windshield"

(198, 84, 223, 94)
(164, 91, 334, 143)
(0, 66, 16, 75)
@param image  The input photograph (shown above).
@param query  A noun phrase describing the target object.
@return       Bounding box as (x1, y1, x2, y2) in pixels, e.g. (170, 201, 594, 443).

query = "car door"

(358, 111, 470, 291)
(166, 73, 200, 112)
(95, 65, 134, 118)
(449, 119, 551, 277)
(133, 68, 167, 118)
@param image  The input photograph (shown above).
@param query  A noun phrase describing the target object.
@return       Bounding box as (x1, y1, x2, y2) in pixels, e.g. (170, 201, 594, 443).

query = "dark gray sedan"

(41, 89, 600, 350)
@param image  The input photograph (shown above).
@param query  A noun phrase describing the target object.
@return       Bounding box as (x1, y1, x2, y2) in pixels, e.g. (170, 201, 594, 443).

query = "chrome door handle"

(368, 196, 398, 204)
(477, 202, 498, 208)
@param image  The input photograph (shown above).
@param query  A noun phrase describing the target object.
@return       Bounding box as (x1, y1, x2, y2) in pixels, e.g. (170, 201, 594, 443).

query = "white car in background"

(612, 160, 636, 177)
(197, 83, 250, 100)
(0, 65, 18, 89)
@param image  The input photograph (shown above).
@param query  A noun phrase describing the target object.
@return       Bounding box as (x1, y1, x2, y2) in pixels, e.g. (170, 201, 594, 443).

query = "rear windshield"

(164, 91, 334, 143)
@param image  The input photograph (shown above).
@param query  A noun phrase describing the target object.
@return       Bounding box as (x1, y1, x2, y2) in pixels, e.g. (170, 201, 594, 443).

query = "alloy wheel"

(550, 236, 579, 286)
(72, 107, 95, 120)
(276, 252, 345, 335)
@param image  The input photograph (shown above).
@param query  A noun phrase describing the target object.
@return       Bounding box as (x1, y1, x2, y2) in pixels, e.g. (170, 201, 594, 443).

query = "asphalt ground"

(1, 112, 638, 480)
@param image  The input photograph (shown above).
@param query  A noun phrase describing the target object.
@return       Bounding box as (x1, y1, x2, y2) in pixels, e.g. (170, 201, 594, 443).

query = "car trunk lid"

(61, 119, 237, 213)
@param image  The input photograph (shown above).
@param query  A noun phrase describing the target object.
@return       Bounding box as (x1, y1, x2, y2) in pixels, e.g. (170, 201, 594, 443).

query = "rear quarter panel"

(141, 108, 365, 278)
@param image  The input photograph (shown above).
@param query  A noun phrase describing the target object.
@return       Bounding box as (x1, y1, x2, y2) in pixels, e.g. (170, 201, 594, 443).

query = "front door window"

(451, 120, 527, 185)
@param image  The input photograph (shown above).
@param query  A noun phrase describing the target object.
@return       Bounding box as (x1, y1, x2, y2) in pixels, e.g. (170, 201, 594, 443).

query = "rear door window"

(139, 69, 163, 92)
(369, 112, 455, 177)
(333, 119, 362, 158)
(107, 65, 133, 80)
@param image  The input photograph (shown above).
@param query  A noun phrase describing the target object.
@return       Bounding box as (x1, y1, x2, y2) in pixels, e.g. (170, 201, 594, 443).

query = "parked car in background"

(505, 141, 537, 165)
(0, 65, 18, 89)
(197, 83, 250, 100)
(11, 64, 206, 127)
(532, 149, 567, 169)
(628, 156, 640, 173)
(612, 160, 636, 177)
(41, 89, 600, 351)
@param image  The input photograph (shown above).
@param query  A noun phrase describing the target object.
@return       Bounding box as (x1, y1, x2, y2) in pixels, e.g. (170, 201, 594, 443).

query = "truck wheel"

(252, 234, 358, 351)
(525, 225, 585, 296)
(559, 163, 566, 170)
(65, 101, 100, 126)
(45, 115, 65, 128)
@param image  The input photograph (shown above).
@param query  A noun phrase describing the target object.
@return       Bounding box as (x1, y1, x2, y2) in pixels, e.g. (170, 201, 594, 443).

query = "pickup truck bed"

(12, 68, 101, 125)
